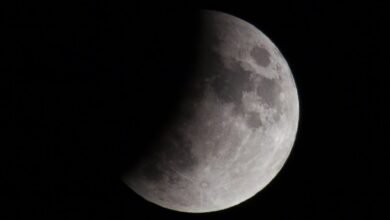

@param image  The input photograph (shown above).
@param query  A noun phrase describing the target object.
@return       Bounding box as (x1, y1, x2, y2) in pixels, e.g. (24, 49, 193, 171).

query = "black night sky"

(2, 1, 388, 219)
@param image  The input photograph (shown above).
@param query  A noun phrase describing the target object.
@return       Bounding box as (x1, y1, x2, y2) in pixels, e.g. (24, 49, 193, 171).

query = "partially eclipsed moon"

(122, 10, 299, 213)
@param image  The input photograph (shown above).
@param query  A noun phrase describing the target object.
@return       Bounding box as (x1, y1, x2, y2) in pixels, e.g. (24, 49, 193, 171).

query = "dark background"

(2, 1, 388, 219)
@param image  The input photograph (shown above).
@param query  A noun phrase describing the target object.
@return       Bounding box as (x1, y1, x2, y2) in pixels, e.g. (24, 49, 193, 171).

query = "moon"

(122, 10, 299, 213)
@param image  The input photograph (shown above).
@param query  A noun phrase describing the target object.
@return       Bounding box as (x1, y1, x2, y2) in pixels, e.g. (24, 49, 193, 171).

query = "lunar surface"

(122, 10, 299, 213)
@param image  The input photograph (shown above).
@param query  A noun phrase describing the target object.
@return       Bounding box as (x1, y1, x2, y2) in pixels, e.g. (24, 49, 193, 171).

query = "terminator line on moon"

(122, 10, 299, 213)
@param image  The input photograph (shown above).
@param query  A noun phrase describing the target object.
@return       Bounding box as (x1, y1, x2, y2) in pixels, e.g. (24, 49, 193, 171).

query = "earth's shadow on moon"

(115, 10, 205, 178)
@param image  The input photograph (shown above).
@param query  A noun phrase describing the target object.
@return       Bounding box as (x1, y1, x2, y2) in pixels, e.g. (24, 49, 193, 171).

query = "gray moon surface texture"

(122, 10, 299, 213)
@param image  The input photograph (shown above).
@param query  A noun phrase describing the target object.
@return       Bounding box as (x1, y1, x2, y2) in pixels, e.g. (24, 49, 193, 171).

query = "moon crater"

(250, 45, 271, 67)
